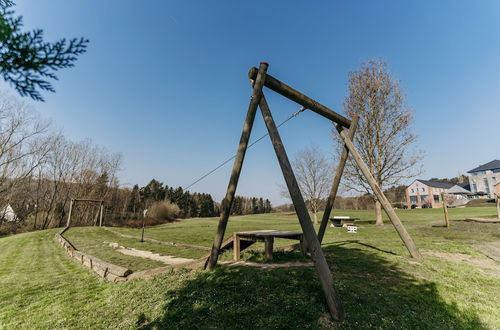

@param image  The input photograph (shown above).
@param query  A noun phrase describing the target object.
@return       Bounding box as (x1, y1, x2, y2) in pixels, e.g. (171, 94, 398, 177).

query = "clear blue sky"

(6, 1, 500, 205)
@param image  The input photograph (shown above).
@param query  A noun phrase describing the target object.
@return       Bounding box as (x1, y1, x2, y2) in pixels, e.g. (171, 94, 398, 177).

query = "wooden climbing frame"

(206, 62, 421, 320)
(66, 198, 105, 227)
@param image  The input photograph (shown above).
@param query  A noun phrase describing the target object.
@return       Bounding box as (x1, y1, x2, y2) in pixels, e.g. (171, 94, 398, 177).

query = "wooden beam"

(233, 233, 240, 261)
(206, 62, 269, 270)
(441, 192, 450, 227)
(317, 115, 359, 243)
(99, 202, 104, 227)
(66, 199, 74, 228)
(248, 67, 351, 128)
(337, 126, 422, 260)
(264, 236, 273, 261)
(259, 94, 345, 320)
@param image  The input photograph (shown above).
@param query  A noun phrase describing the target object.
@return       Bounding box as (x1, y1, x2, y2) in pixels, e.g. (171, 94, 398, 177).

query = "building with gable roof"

(467, 160, 500, 198)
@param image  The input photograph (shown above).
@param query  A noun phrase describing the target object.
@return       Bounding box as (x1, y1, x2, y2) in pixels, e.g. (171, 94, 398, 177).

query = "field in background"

(0, 207, 499, 329)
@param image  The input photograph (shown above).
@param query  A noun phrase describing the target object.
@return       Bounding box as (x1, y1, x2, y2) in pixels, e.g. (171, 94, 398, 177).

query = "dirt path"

(474, 241, 500, 263)
(422, 249, 500, 276)
(106, 242, 196, 265)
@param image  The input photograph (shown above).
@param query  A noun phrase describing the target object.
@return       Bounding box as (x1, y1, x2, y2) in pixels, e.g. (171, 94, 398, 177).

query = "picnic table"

(233, 230, 306, 261)
(329, 216, 359, 233)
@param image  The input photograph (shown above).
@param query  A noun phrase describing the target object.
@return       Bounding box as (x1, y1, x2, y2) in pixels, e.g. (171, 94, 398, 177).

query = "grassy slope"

(0, 207, 498, 329)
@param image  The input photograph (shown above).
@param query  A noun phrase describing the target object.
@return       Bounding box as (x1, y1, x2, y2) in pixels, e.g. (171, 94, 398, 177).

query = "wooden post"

(264, 236, 273, 261)
(233, 233, 240, 261)
(337, 126, 422, 260)
(496, 194, 500, 219)
(441, 192, 450, 227)
(318, 116, 359, 243)
(141, 216, 145, 242)
(99, 202, 104, 227)
(259, 95, 345, 320)
(206, 62, 269, 270)
(66, 199, 74, 228)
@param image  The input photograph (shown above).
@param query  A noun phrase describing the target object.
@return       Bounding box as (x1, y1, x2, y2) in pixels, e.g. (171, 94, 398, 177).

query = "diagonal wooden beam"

(258, 95, 345, 320)
(205, 62, 269, 270)
(248, 67, 351, 128)
(336, 126, 422, 260)
(317, 115, 359, 244)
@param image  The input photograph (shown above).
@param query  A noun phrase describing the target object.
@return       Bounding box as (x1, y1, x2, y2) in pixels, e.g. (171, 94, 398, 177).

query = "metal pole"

(206, 62, 269, 270)
(318, 116, 359, 243)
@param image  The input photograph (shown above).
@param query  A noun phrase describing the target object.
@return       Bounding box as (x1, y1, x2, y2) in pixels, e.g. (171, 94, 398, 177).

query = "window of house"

(422, 188, 425, 192)
(411, 189, 414, 193)
(472, 183, 477, 193)
(434, 195, 440, 202)
(410, 196, 418, 203)
(493, 169, 500, 173)
(484, 178, 490, 193)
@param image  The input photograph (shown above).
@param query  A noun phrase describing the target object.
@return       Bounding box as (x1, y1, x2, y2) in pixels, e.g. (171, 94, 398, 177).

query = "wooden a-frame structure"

(66, 198, 104, 228)
(206, 62, 421, 320)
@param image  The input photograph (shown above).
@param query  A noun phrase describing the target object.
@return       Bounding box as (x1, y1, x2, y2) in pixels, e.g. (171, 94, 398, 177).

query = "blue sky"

(6, 1, 500, 205)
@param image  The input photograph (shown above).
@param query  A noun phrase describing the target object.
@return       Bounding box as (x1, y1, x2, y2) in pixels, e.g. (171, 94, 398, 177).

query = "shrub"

(148, 201, 180, 221)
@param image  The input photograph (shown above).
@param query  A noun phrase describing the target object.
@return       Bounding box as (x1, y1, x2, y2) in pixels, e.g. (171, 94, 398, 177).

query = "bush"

(148, 201, 180, 221)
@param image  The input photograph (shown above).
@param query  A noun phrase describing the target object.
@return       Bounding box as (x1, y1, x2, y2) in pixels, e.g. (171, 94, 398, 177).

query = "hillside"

(1, 207, 499, 329)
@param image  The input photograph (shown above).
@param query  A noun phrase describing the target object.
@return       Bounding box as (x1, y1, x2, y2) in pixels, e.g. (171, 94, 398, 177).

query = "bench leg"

(264, 237, 273, 261)
(233, 234, 241, 261)
(299, 237, 308, 255)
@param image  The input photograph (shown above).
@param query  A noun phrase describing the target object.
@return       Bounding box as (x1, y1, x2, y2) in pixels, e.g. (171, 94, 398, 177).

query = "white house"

(467, 160, 500, 198)
(0, 204, 18, 222)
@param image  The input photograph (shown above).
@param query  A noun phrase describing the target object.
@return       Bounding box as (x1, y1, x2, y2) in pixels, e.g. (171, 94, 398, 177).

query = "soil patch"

(422, 249, 500, 276)
(474, 241, 500, 263)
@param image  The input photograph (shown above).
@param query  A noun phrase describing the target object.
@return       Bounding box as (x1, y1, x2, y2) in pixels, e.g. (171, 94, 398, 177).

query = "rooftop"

(467, 159, 500, 173)
(415, 179, 455, 189)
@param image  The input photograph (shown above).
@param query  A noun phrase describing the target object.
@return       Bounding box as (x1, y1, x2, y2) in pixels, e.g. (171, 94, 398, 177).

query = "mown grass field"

(0, 207, 499, 329)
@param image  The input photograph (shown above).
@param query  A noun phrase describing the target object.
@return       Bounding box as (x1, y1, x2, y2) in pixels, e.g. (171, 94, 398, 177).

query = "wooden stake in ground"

(441, 192, 450, 227)
(99, 201, 104, 227)
(66, 199, 74, 227)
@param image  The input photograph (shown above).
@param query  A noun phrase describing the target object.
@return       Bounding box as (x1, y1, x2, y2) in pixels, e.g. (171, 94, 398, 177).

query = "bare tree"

(337, 59, 422, 225)
(282, 146, 332, 224)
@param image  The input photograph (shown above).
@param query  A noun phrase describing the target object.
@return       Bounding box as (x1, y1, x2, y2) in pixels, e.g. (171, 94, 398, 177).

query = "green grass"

(0, 207, 499, 329)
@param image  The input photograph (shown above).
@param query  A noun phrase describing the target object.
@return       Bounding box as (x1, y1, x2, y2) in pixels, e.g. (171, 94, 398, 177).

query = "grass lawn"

(0, 206, 499, 329)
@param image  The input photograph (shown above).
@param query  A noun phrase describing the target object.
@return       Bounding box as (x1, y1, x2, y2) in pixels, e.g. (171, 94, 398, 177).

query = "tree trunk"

(313, 210, 318, 225)
(375, 199, 383, 225)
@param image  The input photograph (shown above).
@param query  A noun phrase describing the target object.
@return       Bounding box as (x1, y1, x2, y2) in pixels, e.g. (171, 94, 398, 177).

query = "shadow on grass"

(140, 245, 486, 329)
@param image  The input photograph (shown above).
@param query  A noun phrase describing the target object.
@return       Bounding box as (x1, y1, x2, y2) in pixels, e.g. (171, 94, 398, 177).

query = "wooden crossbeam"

(248, 67, 351, 128)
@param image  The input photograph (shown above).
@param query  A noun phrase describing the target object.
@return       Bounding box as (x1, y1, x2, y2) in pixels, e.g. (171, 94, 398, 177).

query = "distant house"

(0, 204, 18, 222)
(405, 179, 473, 208)
(467, 160, 500, 198)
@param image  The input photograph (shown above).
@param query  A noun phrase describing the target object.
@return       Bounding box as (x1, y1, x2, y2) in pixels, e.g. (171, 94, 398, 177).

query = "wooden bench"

(233, 230, 306, 261)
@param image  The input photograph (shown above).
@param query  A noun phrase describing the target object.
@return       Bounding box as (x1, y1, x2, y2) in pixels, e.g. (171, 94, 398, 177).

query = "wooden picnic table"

(233, 230, 306, 261)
